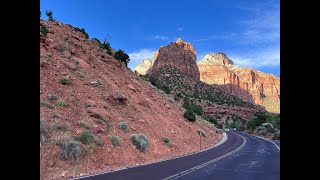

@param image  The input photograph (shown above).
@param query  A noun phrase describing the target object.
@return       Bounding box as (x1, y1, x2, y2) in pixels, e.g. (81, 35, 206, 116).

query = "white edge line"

(163, 131, 247, 180)
(251, 134, 280, 151)
(71, 132, 228, 180)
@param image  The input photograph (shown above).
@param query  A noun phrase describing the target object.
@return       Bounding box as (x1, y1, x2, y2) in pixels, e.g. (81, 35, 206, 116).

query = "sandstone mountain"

(198, 53, 280, 113)
(40, 20, 221, 180)
(148, 38, 200, 81)
(133, 58, 151, 75)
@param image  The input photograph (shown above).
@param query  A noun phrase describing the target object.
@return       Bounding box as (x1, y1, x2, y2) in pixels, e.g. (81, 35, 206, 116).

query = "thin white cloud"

(177, 27, 184, 31)
(153, 35, 168, 41)
(228, 47, 280, 68)
(128, 48, 156, 70)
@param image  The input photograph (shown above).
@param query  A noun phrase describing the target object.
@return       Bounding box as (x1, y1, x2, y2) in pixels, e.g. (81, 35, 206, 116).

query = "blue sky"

(40, 0, 279, 77)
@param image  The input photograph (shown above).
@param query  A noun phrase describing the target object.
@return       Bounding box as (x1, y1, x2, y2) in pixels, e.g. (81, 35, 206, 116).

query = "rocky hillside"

(148, 65, 266, 122)
(133, 58, 151, 75)
(40, 20, 222, 180)
(148, 38, 200, 81)
(198, 53, 280, 113)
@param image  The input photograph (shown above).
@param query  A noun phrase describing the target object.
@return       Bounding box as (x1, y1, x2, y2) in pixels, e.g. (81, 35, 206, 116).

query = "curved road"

(72, 131, 279, 180)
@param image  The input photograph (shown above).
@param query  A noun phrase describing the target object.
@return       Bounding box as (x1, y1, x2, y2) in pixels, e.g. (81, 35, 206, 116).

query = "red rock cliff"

(198, 53, 280, 113)
(148, 38, 200, 81)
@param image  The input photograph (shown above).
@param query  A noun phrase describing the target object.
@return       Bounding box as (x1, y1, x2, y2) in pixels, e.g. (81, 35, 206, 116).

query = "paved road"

(72, 131, 279, 180)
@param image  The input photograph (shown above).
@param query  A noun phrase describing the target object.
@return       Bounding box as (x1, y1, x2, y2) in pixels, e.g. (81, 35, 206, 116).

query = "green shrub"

(40, 120, 47, 136)
(110, 135, 120, 146)
(51, 112, 59, 118)
(205, 116, 217, 125)
(184, 109, 196, 122)
(60, 76, 71, 85)
(161, 137, 172, 147)
(92, 38, 101, 44)
(57, 137, 81, 162)
(47, 94, 58, 101)
(114, 49, 130, 67)
(40, 26, 48, 36)
(198, 130, 206, 138)
(130, 133, 148, 152)
(78, 121, 90, 129)
(190, 104, 203, 116)
(74, 130, 95, 145)
(46, 10, 53, 21)
(57, 100, 67, 107)
(80, 28, 89, 39)
(216, 123, 223, 129)
(52, 123, 68, 131)
(161, 137, 170, 144)
(246, 117, 262, 130)
(118, 121, 128, 132)
(226, 122, 239, 129)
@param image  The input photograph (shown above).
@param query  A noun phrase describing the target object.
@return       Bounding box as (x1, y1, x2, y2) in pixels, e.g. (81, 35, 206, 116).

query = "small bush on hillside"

(74, 130, 95, 145)
(161, 137, 172, 147)
(40, 25, 48, 36)
(226, 122, 239, 129)
(216, 123, 223, 129)
(57, 100, 67, 107)
(190, 104, 203, 116)
(198, 130, 206, 138)
(114, 49, 130, 67)
(47, 94, 58, 101)
(80, 28, 89, 39)
(46, 10, 53, 21)
(110, 135, 120, 146)
(130, 133, 148, 152)
(246, 117, 262, 130)
(60, 76, 71, 85)
(52, 123, 69, 131)
(92, 38, 101, 44)
(118, 121, 128, 132)
(78, 121, 91, 129)
(184, 109, 196, 122)
(205, 116, 217, 125)
(40, 120, 47, 136)
(57, 137, 81, 162)
(51, 112, 59, 118)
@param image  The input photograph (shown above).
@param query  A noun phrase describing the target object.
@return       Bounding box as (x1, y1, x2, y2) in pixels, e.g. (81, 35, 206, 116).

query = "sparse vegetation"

(52, 123, 69, 131)
(161, 137, 172, 147)
(198, 130, 206, 138)
(110, 135, 120, 146)
(60, 76, 71, 85)
(78, 121, 91, 129)
(99, 36, 112, 55)
(80, 28, 89, 39)
(57, 99, 67, 107)
(46, 10, 53, 21)
(51, 112, 59, 118)
(118, 121, 128, 132)
(130, 133, 148, 152)
(47, 94, 58, 101)
(57, 137, 81, 162)
(74, 130, 95, 145)
(40, 119, 47, 136)
(114, 49, 130, 67)
(40, 25, 48, 36)
(226, 121, 239, 129)
(184, 109, 196, 122)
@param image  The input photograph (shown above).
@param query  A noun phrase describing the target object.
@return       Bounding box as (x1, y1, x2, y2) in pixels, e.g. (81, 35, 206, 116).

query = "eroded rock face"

(133, 58, 151, 75)
(198, 53, 280, 113)
(148, 38, 200, 81)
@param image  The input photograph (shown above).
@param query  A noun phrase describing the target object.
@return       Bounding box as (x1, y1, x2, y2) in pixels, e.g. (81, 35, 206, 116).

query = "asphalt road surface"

(72, 131, 280, 180)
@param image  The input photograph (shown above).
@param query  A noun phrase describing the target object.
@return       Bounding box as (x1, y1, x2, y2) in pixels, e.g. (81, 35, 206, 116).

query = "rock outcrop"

(148, 38, 200, 81)
(133, 58, 151, 75)
(198, 53, 280, 113)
